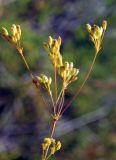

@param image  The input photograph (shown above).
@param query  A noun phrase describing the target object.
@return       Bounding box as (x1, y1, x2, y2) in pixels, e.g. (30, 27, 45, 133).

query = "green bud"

(86, 24, 91, 32)
(57, 36, 61, 46)
(11, 24, 17, 36)
(56, 141, 61, 151)
(1, 27, 9, 36)
(48, 36, 53, 46)
(102, 20, 107, 30)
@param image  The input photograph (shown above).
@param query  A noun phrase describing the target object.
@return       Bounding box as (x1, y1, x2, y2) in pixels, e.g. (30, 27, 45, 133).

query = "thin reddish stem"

(50, 120, 57, 138)
(20, 52, 34, 79)
(57, 89, 65, 115)
(18, 50, 50, 112)
(49, 92, 56, 114)
(44, 120, 57, 159)
(61, 53, 97, 114)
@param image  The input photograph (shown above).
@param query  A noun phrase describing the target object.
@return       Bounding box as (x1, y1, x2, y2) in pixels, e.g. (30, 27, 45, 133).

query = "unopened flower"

(0, 24, 22, 54)
(44, 138, 52, 145)
(102, 20, 107, 30)
(1, 27, 9, 36)
(36, 74, 52, 93)
(50, 139, 61, 155)
(11, 24, 21, 43)
(44, 36, 63, 67)
(58, 61, 79, 88)
(41, 137, 52, 152)
(86, 20, 107, 54)
(56, 141, 61, 151)
(42, 143, 48, 151)
(41, 138, 61, 158)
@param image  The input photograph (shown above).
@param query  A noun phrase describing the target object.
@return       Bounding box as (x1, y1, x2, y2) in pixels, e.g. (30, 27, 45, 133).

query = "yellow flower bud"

(86, 24, 91, 32)
(64, 62, 69, 69)
(75, 68, 79, 75)
(48, 77, 52, 85)
(70, 62, 73, 70)
(102, 20, 107, 30)
(48, 36, 53, 46)
(57, 36, 61, 46)
(42, 143, 48, 150)
(87, 21, 107, 54)
(11, 24, 17, 36)
(93, 26, 103, 40)
(15, 33, 20, 41)
(56, 54, 63, 67)
(16, 25, 21, 37)
(43, 75, 48, 82)
(1, 27, 9, 36)
(44, 138, 51, 145)
(12, 36, 17, 43)
(56, 141, 61, 151)
(51, 138, 55, 144)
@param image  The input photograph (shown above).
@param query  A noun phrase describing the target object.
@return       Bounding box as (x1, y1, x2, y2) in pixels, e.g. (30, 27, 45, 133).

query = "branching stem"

(61, 53, 97, 114)
(49, 92, 56, 114)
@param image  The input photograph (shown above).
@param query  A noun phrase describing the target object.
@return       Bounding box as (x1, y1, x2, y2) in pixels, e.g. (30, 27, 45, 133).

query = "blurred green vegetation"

(0, 0, 116, 160)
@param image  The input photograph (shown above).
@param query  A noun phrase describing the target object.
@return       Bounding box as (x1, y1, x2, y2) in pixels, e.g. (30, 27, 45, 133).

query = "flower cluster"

(58, 61, 79, 88)
(36, 74, 52, 94)
(42, 137, 61, 160)
(0, 20, 107, 160)
(44, 36, 79, 89)
(1, 24, 22, 54)
(44, 36, 63, 67)
(86, 20, 107, 54)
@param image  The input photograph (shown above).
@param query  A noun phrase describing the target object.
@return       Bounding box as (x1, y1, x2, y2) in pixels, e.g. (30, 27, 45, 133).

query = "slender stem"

(44, 89, 65, 159)
(44, 120, 57, 160)
(61, 53, 97, 114)
(17, 50, 52, 160)
(54, 58, 57, 106)
(46, 153, 52, 160)
(44, 88, 65, 160)
(44, 145, 50, 160)
(56, 87, 64, 105)
(58, 93, 65, 115)
(49, 92, 56, 114)
(19, 52, 34, 79)
(50, 120, 57, 138)
(18, 50, 50, 112)
(57, 89, 65, 115)
(42, 149, 45, 160)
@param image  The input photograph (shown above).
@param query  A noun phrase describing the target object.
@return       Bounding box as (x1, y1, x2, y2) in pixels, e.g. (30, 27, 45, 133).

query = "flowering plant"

(0, 20, 107, 160)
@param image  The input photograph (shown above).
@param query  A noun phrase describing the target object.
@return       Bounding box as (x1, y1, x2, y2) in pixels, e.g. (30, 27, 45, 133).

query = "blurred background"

(0, 0, 116, 160)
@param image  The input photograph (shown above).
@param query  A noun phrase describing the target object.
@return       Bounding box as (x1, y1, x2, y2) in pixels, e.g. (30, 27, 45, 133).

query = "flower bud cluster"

(58, 61, 79, 88)
(44, 36, 63, 67)
(42, 137, 61, 156)
(36, 74, 52, 93)
(86, 20, 107, 54)
(1, 24, 22, 54)
(11, 24, 21, 44)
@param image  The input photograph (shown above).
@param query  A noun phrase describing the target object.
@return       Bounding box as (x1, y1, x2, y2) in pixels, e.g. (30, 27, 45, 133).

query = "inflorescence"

(0, 20, 107, 160)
